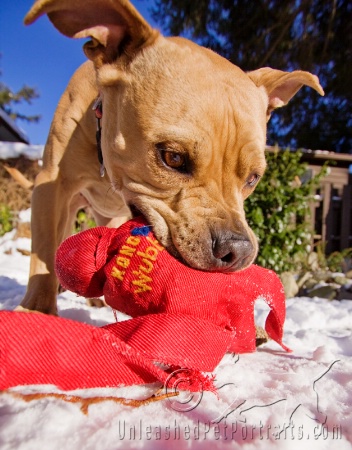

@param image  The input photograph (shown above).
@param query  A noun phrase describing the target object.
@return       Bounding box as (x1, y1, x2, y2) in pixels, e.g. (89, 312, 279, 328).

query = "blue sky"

(0, 1, 159, 145)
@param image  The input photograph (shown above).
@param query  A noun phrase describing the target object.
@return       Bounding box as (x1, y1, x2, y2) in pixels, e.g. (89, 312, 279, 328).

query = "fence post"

(340, 185, 352, 249)
(321, 183, 332, 249)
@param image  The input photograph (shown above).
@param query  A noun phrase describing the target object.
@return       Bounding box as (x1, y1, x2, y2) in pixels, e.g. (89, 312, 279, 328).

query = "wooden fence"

(303, 151, 352, 253)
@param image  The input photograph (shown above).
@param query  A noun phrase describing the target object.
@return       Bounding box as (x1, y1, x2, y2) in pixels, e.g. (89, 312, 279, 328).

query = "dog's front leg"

(16, 172, 85, 315)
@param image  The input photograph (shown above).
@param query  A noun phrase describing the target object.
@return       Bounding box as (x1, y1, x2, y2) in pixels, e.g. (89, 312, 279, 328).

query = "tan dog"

(17, 0, 324, 315)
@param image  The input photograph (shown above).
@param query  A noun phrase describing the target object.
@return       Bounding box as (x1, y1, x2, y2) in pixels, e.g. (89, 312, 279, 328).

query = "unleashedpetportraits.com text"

(117, 420, 342, 441)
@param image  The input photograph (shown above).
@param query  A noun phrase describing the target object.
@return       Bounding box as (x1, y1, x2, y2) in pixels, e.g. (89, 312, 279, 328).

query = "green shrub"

(325, 247, 352, 273)
(0, 204, 14, 237)
(245, 148, 327, 273)
(74, 209, 96, 233)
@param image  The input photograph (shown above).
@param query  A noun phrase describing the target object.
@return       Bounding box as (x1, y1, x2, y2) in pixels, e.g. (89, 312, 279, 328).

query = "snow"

(0, 141, 44, 161)
(0, 226, 351, 449)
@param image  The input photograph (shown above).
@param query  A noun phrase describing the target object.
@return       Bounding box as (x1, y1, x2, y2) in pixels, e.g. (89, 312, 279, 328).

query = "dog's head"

(25, 0, 324, 272)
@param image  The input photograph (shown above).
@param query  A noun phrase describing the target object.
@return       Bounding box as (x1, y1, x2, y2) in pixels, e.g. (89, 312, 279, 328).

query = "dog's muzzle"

(211, 230, 254, 272)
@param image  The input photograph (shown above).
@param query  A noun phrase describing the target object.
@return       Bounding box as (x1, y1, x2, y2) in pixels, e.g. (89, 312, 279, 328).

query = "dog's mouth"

(128, 202, 185, 261)
(129, 204, 143, 219)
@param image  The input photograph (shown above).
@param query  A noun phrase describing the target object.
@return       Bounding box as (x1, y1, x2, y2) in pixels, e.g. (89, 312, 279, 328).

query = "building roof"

(0, 108, 29, 144)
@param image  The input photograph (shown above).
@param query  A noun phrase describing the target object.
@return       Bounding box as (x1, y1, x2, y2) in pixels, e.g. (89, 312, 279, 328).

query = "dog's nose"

(212, 231, 254, 271)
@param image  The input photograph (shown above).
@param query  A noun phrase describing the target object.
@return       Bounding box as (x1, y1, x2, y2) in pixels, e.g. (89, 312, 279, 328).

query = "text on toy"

(111, 234, 164, 293)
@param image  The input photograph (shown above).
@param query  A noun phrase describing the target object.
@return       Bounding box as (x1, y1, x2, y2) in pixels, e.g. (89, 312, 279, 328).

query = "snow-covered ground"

(0, 213, 351, 449)
(0, 142, 44, 161)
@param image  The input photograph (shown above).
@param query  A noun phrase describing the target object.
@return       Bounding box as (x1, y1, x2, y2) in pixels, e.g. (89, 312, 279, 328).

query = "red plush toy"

(0, 217, 290, 393)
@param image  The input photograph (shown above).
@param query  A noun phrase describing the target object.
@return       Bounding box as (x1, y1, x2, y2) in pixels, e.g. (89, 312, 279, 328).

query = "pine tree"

(151, 0, 352, 153)
(0, 69, 40, 124)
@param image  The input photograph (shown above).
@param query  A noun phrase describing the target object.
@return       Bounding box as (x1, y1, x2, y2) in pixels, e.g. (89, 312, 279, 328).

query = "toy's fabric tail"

(0, 302, 289, 391)
(0, 311, 228, 391)
(231, 264, 291, 353)
(0, 311, 161, 390)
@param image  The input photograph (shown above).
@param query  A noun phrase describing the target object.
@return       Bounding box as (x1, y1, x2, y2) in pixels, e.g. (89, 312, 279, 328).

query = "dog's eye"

(161, 150, 188, 173)
(246, 173, 260, 187)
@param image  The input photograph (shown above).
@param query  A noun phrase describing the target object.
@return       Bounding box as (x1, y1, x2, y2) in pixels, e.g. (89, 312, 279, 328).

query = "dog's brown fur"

(17, 0, 324, 314)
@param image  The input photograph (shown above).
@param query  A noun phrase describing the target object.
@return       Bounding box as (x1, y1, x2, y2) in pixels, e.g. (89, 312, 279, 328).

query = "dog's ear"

(24, 0, 159, 66)
(247, 68, 324, 120)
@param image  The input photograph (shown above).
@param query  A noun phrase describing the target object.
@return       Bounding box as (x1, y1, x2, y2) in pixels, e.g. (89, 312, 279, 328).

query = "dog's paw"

(14, 305, 58, 316)
(14, 305, 45, 314)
